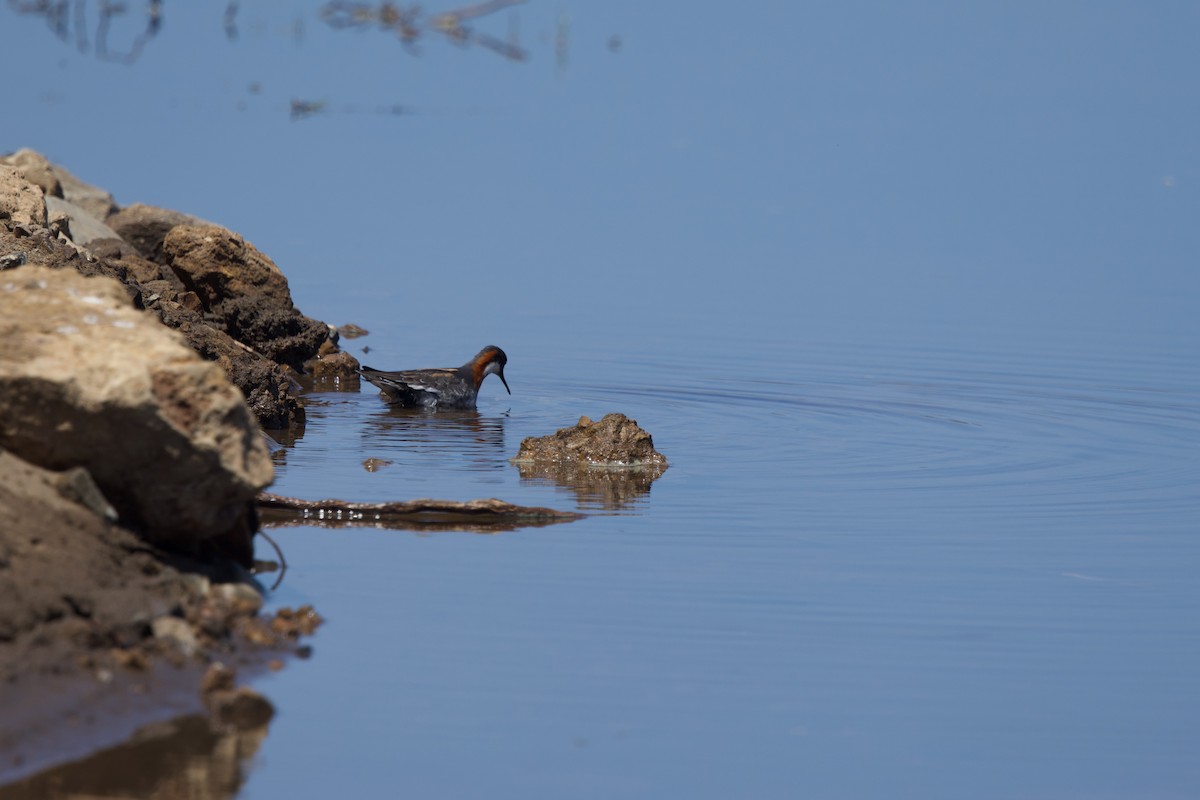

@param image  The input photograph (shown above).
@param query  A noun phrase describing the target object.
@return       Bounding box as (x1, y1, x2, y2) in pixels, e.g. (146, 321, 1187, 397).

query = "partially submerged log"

(256, 492, 583, 533)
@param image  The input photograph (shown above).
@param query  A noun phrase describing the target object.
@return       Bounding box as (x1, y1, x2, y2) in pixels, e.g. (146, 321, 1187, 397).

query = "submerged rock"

(510, 414, 668, 509)
(257, 493, 583, 533)
(0, 265, 273, 549)
(511, 413, 669, 468)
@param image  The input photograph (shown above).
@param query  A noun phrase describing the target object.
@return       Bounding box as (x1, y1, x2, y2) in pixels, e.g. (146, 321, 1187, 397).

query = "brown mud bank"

(0, 150, 338, 786)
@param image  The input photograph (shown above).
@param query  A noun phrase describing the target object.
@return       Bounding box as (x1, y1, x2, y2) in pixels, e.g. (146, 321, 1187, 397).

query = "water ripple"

(275, 335, 1199, 532)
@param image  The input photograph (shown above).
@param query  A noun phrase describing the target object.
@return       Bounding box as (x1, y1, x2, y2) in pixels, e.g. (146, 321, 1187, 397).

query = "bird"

(359, 345, 511, 409)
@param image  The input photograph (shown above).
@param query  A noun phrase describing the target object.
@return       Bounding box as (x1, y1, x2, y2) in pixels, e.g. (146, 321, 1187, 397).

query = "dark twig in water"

(256, 529, 288, 591)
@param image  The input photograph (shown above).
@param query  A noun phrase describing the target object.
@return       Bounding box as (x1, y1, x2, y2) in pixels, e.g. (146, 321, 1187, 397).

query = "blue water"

(3, 2, 1199, 797)
(249, 320, 1200, 800)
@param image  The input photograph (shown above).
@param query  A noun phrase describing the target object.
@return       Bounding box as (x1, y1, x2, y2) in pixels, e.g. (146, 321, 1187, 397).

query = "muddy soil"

(0, 451, 321, 787)
(0, 152, 335, 788)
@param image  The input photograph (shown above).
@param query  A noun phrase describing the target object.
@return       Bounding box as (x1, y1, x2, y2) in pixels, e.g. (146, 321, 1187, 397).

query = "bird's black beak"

(499, 368, 511, 395)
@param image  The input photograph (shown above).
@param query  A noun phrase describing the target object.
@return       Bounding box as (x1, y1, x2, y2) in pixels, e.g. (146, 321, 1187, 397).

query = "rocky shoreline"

(0, 148, 670, 786)
(0, 149, 344, 782)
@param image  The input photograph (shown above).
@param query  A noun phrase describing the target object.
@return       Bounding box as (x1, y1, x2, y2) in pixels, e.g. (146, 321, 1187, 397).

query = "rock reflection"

(514, 460, 666, 512)
(262, 421, 304, 449)
(0, 709, 271, 800)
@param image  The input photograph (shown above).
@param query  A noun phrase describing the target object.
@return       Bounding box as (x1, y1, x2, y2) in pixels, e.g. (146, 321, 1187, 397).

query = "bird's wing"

(361, 367, 448, 400)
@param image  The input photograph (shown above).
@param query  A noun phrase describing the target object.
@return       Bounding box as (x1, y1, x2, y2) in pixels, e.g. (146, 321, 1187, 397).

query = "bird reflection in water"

(361, 406, 507, 472)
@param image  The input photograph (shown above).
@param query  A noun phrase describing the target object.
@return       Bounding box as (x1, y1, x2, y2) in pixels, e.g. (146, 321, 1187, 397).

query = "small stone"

(207, 581, 263, 615)
(0, 252, 27, 270)
(53, 466, 118, 521)
(201, 661, 236, 694)
(151, 615, 199, 658)
(307, 348, 361, 380)
(210, 686, 274, 730)
(110, 647, 149, 671)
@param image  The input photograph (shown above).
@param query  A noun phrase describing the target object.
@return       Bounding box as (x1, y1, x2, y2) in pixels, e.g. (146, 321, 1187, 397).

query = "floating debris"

(257, 492, 582, 533)
(290, 98, 328, 121)
(362, 457, 393, 472)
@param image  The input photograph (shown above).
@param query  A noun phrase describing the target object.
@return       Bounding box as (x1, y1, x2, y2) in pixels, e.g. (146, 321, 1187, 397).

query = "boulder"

(0, 265, 273, 548)
(162, 224, 335, 371)
(152, 298, 304, 429)
(163, 224, 294, 309)
(0, 148, 62, 199)
(106, 202, 203, 263)
(2, 148, 119, 221)
(511, 413, 669, 468)
(2, 152, 359, 429)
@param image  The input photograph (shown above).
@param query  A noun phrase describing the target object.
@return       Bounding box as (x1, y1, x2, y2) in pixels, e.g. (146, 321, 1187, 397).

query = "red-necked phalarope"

(359, 345, 511, 409)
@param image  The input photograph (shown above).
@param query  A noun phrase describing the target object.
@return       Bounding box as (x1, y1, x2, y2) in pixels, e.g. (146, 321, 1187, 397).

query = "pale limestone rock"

(0, 148, 62, 198)
(0, 265, 273, 545)
(2, 148, 120, 220)
(0, 164, 47, 229)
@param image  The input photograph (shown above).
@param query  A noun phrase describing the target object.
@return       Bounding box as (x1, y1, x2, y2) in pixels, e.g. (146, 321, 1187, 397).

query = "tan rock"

(511, 413, 669, 468)
(0, 148, 62, 198)
(1, 149, 118, 220)
(0, 265, 273, 546)
(0, 164, 47, 229)
(106, 202, 203, 262)
(162, 224, 333, 371)
(163, 224, 294, 309)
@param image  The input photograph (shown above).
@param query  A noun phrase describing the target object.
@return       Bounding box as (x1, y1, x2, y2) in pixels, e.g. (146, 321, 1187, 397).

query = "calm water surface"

(3, 5, 1198, 796)
(249, 318, 1200, 800)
